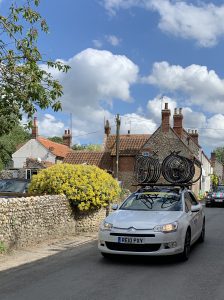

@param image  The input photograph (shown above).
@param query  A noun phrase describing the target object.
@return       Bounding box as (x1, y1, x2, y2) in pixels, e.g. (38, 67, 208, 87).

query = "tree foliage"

(0, 0, 70, 135)
(213, 147, 224, 164)
(72, 144, 102, 151)
(48, 136, 64, 144)
(28, 164, 121, 211)
(210, 174, 219, 189)
(0, 124, 31, 170)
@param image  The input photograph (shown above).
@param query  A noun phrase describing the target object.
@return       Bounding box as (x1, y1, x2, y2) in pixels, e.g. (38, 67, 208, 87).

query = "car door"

(188, 192, 203, 237)
(184, 192, 198, 242)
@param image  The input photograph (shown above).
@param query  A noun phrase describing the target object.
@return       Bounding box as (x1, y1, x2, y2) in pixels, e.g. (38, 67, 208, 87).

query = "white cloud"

(104, 0, 224, 47)
(44, 48, 138, 144)
(38, 114, 65, 137)
(121, 113, 157, 134)
(92, 39, 103, 48)
(200, 114, 224, 149)
(144, 61, 224, 113)
(106, 35, 121, 46)
(147, 95, 177, 122)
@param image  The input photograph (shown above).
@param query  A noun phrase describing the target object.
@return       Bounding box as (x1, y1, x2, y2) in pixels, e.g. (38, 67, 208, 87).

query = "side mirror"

(191, 204, 201, 213)
(112, 204, 118, 210)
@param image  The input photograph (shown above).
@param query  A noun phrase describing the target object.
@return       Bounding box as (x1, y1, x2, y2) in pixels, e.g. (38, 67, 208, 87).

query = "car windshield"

(214, 186, 224, 192)
(0, 180, 28, 193)
(120, 191, 182, 211)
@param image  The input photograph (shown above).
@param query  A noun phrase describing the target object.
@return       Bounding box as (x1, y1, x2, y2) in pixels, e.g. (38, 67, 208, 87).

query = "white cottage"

(12, 117, 72, 169)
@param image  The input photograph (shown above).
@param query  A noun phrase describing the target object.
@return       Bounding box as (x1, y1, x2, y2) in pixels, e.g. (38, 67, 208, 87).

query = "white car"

(98, 186, 205, 261)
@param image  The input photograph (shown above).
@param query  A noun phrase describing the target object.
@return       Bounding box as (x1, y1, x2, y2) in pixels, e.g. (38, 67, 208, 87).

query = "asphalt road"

(1, 207, 224, 300)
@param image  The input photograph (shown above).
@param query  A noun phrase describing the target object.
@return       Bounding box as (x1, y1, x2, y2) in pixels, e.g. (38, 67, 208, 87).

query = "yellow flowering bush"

(28, 164, 121, 211)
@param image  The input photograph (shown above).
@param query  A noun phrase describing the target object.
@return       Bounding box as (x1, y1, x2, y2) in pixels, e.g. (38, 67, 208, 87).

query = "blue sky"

(2, 0, 224, 156)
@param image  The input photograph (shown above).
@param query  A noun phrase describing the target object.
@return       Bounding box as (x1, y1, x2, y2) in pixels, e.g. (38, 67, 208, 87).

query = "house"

(11, 117, 73, 177)
(64, 103, 211, 195)
(210, 152, 224, 184)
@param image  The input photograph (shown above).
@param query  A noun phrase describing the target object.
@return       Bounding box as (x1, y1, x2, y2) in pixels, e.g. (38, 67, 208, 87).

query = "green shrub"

(28, 163, 121, 211)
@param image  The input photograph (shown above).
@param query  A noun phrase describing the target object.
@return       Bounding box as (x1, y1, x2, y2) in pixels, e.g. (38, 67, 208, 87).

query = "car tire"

(198, 219, 205, 243)
(179, 230, 191, 261)
(205, 203, 210, 207)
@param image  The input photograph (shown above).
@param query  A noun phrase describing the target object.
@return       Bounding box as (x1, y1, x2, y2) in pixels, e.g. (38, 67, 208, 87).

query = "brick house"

(64, 103, 210, 195)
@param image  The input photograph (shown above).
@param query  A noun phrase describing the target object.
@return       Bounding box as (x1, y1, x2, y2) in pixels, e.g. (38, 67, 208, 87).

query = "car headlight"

(100, 221, 113, 231)
(154, 221, 178, 233)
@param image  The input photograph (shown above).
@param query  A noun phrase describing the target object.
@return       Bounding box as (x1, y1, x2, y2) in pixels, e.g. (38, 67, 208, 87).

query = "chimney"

(189, 129, 199, 145)
(63, 129, 72, 148)
(128, 130, 130, 135)
(173, 108, 183, 138)
(32, 117, 38, 139)
(104, 120, 111, 137)
(161, 102, 171, 133)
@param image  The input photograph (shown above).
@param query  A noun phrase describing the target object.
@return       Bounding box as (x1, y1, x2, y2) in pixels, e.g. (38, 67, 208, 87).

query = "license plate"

(118, 237, 145, 244)
(215, 199, 223, 202)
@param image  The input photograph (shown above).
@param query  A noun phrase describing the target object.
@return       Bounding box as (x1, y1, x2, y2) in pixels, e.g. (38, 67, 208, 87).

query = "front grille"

(105, 242, 161, 252)
(110, 233, 155, 237)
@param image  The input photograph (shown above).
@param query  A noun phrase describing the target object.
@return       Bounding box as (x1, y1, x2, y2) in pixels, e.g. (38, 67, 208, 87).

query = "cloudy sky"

(2, 0, 224, 156)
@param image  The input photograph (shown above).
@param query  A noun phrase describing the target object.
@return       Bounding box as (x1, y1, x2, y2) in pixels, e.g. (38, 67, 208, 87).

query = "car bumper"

(98, 229, 184, 256)
(206, 198, 224, 206)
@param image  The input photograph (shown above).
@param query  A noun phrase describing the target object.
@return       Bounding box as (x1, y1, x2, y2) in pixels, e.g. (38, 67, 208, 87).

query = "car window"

(188, 192, 198, 205)
(120, 191, 182, 211)
(215, 186, 224, 192)
(0, 180, 28, 193)
(184, 193, 192, 212)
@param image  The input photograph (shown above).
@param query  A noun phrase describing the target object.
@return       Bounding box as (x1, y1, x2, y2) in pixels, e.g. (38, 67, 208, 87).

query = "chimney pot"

(161, 103, 171, 133)
(128, 130, 130, 135)
(174, 108, 177, 115)
(104, 120, 111, 137)
(63, 128, 72, 148)
(32, 117, 38, 139)
(173, 108, 183, 138)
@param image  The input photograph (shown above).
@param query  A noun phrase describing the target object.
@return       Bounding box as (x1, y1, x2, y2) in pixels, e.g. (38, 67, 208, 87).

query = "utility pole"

(115, 114, 121, 180)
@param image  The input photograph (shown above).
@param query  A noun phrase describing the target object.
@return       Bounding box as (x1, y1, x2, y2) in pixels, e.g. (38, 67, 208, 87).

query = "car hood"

(106, 210, 184, 230)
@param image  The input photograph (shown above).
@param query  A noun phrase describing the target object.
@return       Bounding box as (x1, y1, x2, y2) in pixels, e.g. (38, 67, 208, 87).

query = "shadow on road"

(99, 241, 201, 266)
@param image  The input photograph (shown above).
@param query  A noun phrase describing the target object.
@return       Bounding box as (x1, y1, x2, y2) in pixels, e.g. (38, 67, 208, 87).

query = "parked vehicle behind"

(0, 179, 29, 197)
(205, 185, 224, 207)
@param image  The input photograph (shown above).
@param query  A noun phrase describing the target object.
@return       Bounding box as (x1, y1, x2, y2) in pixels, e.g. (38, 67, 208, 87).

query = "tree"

(48, 136, 64, 144)
(0, 0, 70, 135)
(72, 144, 102, 151)
(214, 147, 224, 164)
(0, 124, 31, 170)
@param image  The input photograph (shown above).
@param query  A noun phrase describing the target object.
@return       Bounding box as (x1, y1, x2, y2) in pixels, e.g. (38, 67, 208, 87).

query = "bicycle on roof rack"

(134, 151, 202, 187)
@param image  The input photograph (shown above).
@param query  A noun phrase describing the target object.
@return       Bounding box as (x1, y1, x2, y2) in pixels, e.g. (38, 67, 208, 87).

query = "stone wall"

(0, 169, 26, 180)
(0, 195, 107, 251)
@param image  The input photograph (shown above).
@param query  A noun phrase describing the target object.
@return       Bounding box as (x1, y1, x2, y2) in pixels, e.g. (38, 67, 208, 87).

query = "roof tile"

(37, 137, 72, 158)
(105, 134, 150, 156)
(64, 151, 112, 170)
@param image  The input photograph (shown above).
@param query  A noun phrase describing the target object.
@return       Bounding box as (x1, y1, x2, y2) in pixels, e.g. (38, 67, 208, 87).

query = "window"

(142, 152, 149, 157)
(188, 192, 198, 205)
(184, 193, 192, 212)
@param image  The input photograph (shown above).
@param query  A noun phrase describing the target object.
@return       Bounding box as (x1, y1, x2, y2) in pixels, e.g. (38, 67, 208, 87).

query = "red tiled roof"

(105, 134, 150, 156)
(64, 151, 112, 170)
(37, 137, 72, 158)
